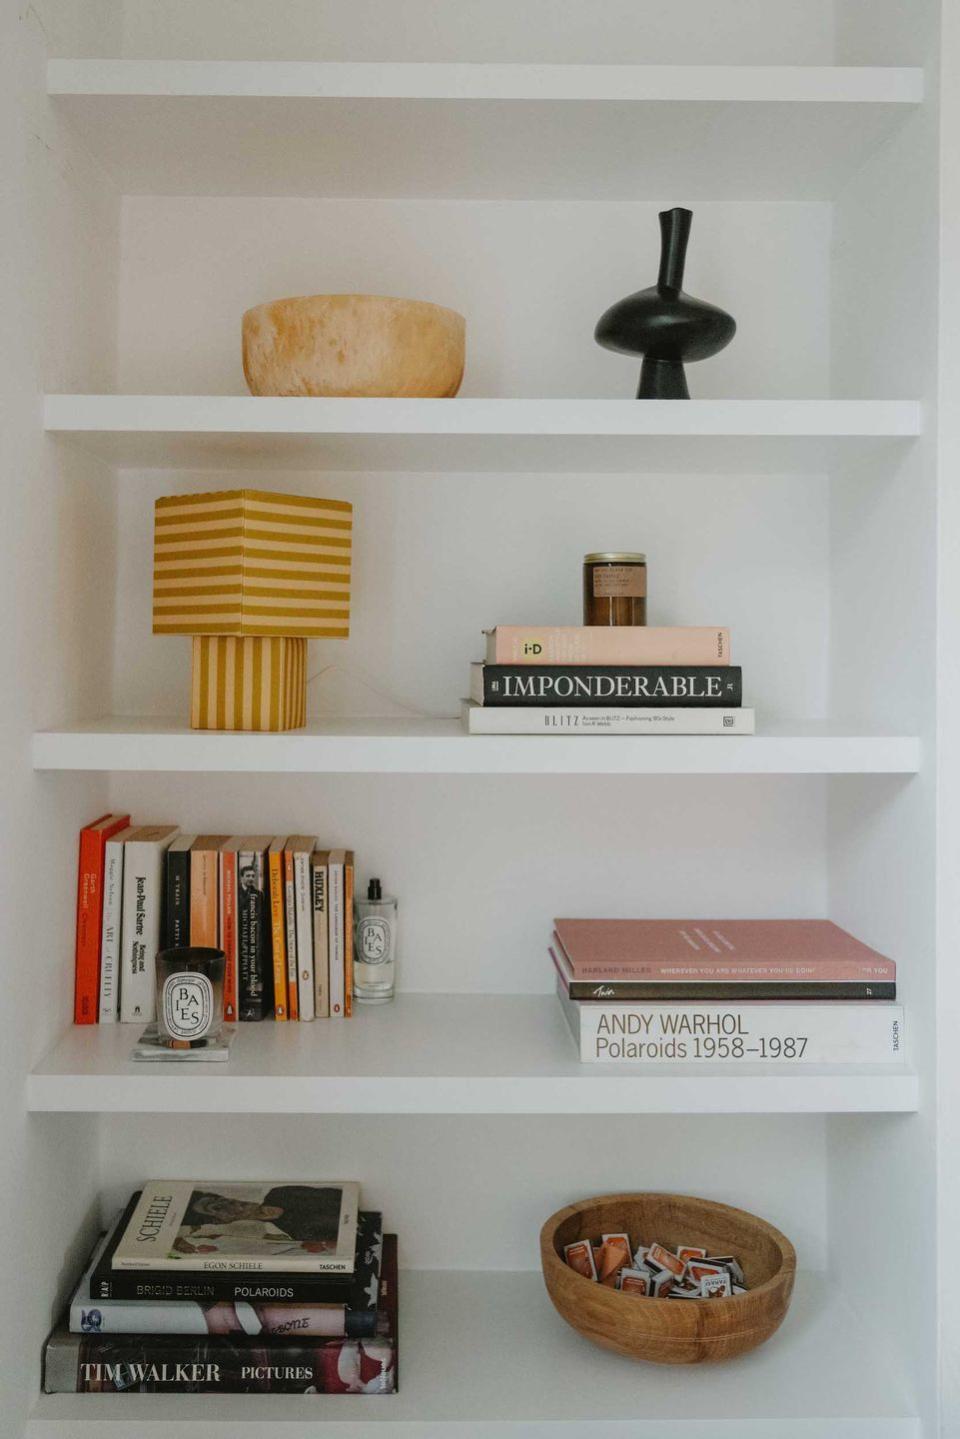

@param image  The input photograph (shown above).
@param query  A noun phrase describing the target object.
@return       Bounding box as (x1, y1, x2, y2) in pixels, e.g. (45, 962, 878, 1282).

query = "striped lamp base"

(190, 636, 307, 731)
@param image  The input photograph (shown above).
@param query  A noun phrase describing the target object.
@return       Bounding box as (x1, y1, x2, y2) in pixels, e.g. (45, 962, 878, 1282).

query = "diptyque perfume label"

(357, 916, 391, 966)
(161, 972, 214, 1039)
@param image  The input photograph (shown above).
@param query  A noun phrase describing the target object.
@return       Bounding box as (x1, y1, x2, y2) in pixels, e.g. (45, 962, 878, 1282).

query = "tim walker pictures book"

(111, 1182, 359, 1274)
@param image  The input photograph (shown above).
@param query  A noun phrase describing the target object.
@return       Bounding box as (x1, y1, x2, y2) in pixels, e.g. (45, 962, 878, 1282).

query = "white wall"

(0, 2, 120, 1429)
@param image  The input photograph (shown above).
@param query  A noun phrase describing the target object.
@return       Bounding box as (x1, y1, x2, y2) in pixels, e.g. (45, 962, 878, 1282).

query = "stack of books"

(551, 919, 903, 1065)
(74, 814, 356, 1026)
(462, 625, 754, 734)
(43, 1181, 398, 1396)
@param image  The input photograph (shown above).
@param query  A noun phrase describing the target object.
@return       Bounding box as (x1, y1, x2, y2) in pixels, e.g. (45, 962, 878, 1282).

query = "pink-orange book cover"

(552, 919, 895, 982)
(484, 627, 729, 666)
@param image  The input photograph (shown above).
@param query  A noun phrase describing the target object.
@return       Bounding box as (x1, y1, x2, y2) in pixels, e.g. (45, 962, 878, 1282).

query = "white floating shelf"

(27, 996, 918, 1116)
(31, 717, 922, 776)
(47, 61, 923, 199)
(44, 396, 923, 473)
(26, 1273, 918, 1437)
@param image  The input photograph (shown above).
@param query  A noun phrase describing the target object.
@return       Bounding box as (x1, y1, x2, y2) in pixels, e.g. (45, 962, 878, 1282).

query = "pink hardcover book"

(552, 919, 895, 982)
(484, 627, 729, 666)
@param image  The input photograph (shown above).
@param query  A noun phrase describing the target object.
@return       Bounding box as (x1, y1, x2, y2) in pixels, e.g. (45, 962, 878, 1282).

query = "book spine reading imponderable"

(284, 845, 299, 1021)
(74, 815, 129, 1024)
(268, 839, 288, 1020)
(119, 828, 177, 1023)
(557, 984, 905, 1066)
(462, 701, 754, 736)
(344, 851, 355, 1016)
(328, 851, 345, 1019)
(312, 852, 330, 1019)
(98, 826, 134, 1023)
(472, 664, 742, 708)
(219, 843, 238, 1023)
(484, 626, 730, 667)
(294, 845, 316, 1022)
(163, 836, 195, 949)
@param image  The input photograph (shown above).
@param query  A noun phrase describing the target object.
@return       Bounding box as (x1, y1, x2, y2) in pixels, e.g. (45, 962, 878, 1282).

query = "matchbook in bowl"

(540, 1191, 796, 1365)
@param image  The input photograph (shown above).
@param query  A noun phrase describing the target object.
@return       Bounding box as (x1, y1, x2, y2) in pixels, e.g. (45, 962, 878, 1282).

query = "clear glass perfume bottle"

(353, 878, 397, 1004)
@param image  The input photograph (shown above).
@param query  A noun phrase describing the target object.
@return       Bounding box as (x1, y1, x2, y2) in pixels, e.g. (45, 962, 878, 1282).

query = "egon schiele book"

(112, 1182, 359, 1274)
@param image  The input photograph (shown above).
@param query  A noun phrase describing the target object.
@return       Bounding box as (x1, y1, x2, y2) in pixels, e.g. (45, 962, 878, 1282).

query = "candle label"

(161, 972, 214, 1039)
(592, 565, 646, 598)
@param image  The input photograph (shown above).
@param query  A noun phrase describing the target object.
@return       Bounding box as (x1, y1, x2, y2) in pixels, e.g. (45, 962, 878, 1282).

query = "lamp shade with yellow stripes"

(153, 489, 352, 731)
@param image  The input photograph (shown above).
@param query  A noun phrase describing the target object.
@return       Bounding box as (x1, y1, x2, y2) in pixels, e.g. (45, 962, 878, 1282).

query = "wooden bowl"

(540, 1192, 796, 1365)
(242, 293, 466, 397)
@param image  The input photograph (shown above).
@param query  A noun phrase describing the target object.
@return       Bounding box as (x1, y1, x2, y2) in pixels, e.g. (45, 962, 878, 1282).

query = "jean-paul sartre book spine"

(557, 985, 905, 1065)
(484, 626, 730, 666)
(471, 664, 742, 707)
(461, 701, 754, 735)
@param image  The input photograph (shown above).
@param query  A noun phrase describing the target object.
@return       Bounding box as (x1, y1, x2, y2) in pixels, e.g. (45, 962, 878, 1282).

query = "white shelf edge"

(25, 1067, 919, 1117)
(46, 59, 926, 105)
(30, 718, 923, 776)
(43, 395, 925, 440)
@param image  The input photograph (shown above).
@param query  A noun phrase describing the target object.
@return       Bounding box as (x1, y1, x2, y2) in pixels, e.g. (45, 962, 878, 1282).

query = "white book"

(292, 838, 317, 1022)
(328, 850, 346, 1019)
(98, 824, 136, 1023)
(461, 699, 755, 736)
(557, 983, 904, 1065)
(311, 851, 330, 1019)
(118, 826, 178, 1024)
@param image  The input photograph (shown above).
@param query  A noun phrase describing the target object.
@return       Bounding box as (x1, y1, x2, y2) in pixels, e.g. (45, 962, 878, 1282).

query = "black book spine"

(163, 846, 190, 949)
(565, 981, 897, 1001)
(238, 850, 267, 1021)
(477, 664, 742, 707)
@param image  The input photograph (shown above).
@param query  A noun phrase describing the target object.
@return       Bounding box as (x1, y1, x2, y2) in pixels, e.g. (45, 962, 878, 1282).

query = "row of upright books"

(43, 1180, 397, 1395)
(462, 625, 755, 734)
(74, 814, 355, 1025)
(551, 918, 902, 1065)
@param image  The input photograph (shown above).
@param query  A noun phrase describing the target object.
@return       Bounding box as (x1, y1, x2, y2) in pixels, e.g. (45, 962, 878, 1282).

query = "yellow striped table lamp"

(153, 489, 352, 731)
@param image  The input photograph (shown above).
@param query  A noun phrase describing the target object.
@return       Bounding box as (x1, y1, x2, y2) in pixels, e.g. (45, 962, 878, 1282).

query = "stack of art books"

(551, 918, 903, 1065)
(463, 626, 754, 734)
(43, 1180, 398, 1395)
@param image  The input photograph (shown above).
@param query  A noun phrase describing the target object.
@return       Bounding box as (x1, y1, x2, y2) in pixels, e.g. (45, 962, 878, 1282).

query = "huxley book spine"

(472, 663, 742, 707)
(312, 851, 330, 1019)
(461, 700, 754, 735)
(558, 983, 905, 1065)
(118, 826, 178, 1024)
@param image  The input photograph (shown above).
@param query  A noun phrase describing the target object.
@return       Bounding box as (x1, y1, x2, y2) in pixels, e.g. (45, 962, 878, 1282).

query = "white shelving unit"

(26, 995, 919, 1116)
(3, 1, 956, 1435)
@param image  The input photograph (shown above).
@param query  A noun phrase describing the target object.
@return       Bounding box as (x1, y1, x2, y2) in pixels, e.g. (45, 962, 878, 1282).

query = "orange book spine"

(344, 850, 354, 1017)
(268, 848, 287, 1021)
(284, 847, 299, 1021)
(74, 815, 129, 1025)
(220, 850, 238, 1022)
(189, 849, 219, 948)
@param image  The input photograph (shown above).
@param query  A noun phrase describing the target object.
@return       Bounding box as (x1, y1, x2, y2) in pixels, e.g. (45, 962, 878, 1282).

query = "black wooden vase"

(594, 208, 736, 399)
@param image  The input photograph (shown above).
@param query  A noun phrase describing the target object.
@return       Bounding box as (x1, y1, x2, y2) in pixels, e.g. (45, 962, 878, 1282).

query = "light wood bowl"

(540, 1192, 796, 1365)
(242, 293, 466, 397)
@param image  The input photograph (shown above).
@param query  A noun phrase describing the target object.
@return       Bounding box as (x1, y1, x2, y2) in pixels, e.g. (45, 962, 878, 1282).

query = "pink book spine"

(486, 626, 729, 666)
(551, 933, 895, 982)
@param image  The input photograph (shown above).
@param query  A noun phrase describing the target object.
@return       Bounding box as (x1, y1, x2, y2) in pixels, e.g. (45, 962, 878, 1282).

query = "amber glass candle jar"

(583, 553, 647, 626)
